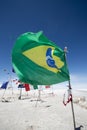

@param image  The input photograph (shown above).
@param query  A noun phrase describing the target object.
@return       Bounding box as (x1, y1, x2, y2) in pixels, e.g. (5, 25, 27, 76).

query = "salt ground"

(0, 88, 87, 130)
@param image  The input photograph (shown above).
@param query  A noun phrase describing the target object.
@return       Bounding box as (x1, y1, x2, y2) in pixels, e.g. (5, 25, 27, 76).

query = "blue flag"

(1, 81, 9, 89)
(18, 84, 24, 88)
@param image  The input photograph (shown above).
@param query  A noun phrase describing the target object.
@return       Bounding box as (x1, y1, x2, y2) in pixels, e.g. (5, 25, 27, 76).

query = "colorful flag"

(12, 31, 70, 85)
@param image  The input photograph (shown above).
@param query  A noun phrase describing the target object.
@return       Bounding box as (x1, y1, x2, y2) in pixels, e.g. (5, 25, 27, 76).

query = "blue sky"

(0, 0, 87, 89)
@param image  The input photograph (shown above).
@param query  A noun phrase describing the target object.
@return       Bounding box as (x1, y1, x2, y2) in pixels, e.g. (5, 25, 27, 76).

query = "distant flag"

(1, 81, 9, 89)
(33, 85, 38, 90)
(12, 67, 15, 73)
(18, 84, 24, 88)
(12, 31, 70, 86)
(13, 79, 22, 84)
(16, 80, 21, 85)
(23, 84, 30, 91)
(3, 69, 7, 72)
(45, 85, 50, 89)
(13, 79, 18, 82)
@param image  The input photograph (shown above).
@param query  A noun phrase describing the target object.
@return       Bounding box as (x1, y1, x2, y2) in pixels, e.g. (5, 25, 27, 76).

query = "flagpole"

(68, 80, 76, 130)
(19, 88, 22, 100)
(4, 69, 14, 95)
(35, 85, 42, 107)
(64, 47, 76, 130)
(1, 89, 6, 100)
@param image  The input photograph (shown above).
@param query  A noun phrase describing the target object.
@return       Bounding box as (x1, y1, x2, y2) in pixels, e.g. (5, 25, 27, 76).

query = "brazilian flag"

(12, 31, 70, 85)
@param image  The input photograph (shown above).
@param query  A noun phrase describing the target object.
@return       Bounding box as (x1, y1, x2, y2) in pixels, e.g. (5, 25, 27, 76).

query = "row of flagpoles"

(0, 79, 51, 99)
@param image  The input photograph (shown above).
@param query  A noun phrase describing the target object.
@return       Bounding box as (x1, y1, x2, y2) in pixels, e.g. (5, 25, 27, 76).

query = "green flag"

(12, 31, 70, 85)
(33, 85, 38, 90)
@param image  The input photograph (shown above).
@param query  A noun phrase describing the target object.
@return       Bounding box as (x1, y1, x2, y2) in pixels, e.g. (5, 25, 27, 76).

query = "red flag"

(45, 85, 50, 89)
(23, 84, 30, 91)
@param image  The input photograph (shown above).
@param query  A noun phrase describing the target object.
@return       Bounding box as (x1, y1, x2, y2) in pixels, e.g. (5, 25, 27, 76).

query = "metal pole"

(64, 47, 76, 130)
(68, 80, 76, 130)
(19, 88, 22, 100)
(1, 89, 6, 100)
